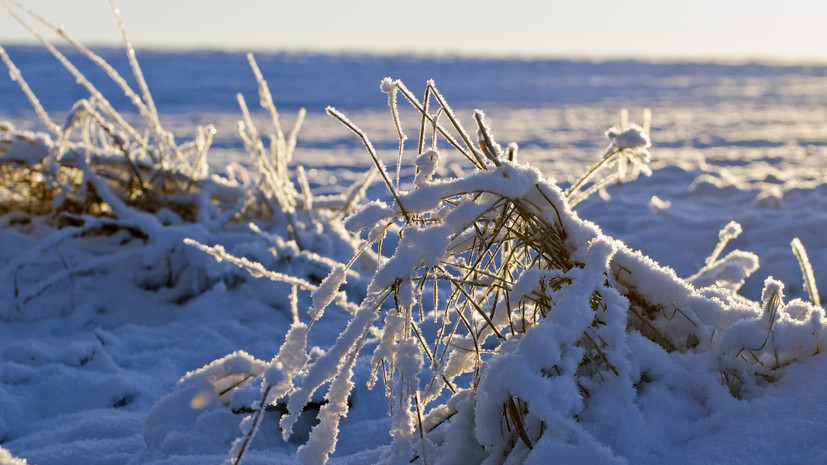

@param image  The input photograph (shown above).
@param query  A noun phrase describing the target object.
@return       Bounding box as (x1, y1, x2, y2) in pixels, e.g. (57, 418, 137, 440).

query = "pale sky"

(0, 0, 825, 62)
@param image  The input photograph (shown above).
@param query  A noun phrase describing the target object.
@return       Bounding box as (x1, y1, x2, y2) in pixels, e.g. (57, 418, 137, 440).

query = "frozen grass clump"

(0, 2, 380, 320)
(0, 0, 220, 223)
(191, 79, 825, 465)
(0, 1, 375, 235)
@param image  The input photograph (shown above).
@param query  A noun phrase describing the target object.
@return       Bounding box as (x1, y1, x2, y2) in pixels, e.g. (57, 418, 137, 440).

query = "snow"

(605, 124, 651, 151)
(0, 127, 51, 165)
(309, 265, 348, 320)
(2, 44, 827, 465)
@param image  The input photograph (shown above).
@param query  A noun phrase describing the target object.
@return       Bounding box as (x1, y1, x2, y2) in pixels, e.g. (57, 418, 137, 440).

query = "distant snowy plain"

(1, 49, 827, 464)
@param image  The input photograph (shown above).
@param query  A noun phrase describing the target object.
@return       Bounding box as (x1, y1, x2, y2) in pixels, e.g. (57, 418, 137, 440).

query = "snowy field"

(2, 44, 827, 465)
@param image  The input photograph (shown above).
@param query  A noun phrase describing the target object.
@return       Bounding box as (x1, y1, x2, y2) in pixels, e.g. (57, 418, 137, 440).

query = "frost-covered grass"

(0, 1, 380, 235)
(2, 3, 827, 465)
(0, 0, 379, 324)
(181, 79, 824, 465)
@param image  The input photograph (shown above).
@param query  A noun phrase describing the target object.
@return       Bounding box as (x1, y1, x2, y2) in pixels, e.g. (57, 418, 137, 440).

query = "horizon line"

(2, 38, 827, 68)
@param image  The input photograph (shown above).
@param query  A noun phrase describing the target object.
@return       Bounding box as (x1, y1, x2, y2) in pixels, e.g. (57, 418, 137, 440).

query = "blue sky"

(0, 0, 824, 61)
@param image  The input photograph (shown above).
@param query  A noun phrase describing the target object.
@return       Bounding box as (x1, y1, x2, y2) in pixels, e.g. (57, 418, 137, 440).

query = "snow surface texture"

(2, 49, 827, 465)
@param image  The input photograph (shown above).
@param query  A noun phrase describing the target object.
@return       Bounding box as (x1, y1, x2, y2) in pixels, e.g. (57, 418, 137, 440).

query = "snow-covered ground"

(2, 47, 827, 465)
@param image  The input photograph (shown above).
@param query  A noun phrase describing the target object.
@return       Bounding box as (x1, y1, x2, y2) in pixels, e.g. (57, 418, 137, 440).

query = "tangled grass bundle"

(187, 77, 823, 465)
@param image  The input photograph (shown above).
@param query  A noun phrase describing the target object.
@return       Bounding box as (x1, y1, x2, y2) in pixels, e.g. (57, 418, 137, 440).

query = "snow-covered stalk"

(566, 114, 652, 208)
(707, 221, 742, 266)
(296, 341, 359, 465)
(228, 323, 310, 465)
(285, 108, 306, 163)
(381, 77, 407, 191)
(109, 0, 174, 165)
(183, 239, 316, 291)
(473, 110, 503, 166)
(281, 290, 391, 444)
(246, 53, 287, 161)
(687, 221, 758, 292)
(296, 165, 314, 212)
(379, 78, 481, 168)
(792, 238, 821, 307)
(0, 43, 57, 133)
(2, 0, 159, 161)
